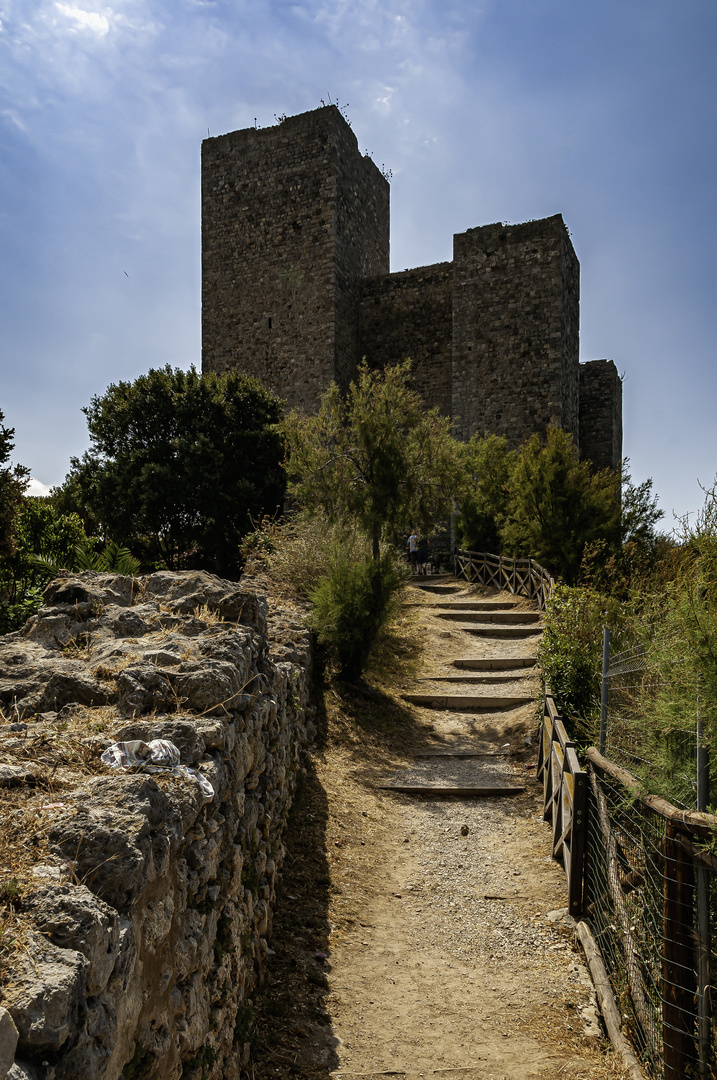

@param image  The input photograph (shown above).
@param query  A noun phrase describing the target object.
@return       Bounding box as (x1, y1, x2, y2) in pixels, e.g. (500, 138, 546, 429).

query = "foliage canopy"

(284, 361, 465, 559)
(499, 426, 621, 583)
(0, 410, 29, 560)
(0, 496, 92, 632)
(539, 481, 717, 808)
(57, 366, 285, 577)
(456, 427, 662, 587)
(458, 434, 514, 554)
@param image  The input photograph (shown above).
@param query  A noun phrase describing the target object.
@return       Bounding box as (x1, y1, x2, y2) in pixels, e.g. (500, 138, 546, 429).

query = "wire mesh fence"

(584, 755, 717, 1080)
(540, 682, 717, 1079)
(603, 640, 707, 812)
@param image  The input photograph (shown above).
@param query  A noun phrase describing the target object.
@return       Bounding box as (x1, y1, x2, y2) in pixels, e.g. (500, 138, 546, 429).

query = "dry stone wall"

(0, 569, 314, 1080)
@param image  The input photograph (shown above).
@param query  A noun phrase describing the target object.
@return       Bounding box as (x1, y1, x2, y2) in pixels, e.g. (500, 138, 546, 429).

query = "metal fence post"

(695, 699, 711, 1079)
(697, 704, 709, 813)
(599, 627, 610, 755)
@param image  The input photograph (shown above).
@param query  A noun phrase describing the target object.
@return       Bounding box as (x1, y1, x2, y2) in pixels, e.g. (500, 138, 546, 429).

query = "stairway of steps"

(384, 580, 542, 797)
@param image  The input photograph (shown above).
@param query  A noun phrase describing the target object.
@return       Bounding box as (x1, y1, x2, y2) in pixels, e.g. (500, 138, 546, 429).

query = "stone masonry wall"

(201, 107, 388, 412)
(0, 569, 314, 1080)
(451, 215, 580, 446)
(579, 359, 623, 471)
(333, 116, 391, 393)
(359, 262, 453, 417)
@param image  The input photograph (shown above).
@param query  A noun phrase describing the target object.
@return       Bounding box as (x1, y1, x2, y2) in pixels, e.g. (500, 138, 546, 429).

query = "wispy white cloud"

(55, 3, 111, 35)
(0, 0, 160, 108)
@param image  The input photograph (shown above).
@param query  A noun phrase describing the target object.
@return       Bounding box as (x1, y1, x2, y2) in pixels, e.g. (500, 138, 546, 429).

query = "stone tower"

(201, 106, 622, 470)
(201, 106, 389, 412)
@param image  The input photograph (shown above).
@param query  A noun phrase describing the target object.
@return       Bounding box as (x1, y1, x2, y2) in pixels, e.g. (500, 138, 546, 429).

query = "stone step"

(406, 600, 519, 610)
(416, 674, 535, 684)
(378, 783, 525, 797)
(413, 750, 511, 758)
(402, 693, 532, 710)
(412, 583, 461, 594)
(437, 610, 541, 624)
(464, 626, 542, 639)
(452, 657, 537, 670)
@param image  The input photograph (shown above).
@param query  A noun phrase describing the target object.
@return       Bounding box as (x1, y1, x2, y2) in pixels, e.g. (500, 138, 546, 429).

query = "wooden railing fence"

(453, 549, 555, 609)
(537, 688, 587, 917)
(537, 692, 717, 1079)
(453, 547, 717, 1075)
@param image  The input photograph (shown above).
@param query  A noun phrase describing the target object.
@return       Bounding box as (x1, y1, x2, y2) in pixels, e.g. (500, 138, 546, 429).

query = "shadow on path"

(247, 757, 338, 1079)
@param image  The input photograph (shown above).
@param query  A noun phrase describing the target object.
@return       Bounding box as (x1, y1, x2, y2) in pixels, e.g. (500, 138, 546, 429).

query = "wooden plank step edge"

(378, 784, 526, 796)
(436, 612, 542, 622)
(452, 658, 537, 669)
(402, 694, 532, 708)
(413, 751, 510, 758)
(415, 675, 535, 683)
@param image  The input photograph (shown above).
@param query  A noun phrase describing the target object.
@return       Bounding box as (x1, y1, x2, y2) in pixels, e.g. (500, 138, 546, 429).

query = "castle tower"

(201, 106, 622, 473)
(451, 216, 580, 446)
(201, 106, 390, 412)
(579, 358, 623, 471)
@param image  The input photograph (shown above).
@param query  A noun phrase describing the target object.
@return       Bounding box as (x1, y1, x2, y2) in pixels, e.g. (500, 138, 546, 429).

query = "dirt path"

(248, 579, 628, 1080)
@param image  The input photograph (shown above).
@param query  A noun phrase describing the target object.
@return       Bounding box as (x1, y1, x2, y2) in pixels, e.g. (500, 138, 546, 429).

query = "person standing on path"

(408, 529, 418, 572)
(417, 534, 429, 575)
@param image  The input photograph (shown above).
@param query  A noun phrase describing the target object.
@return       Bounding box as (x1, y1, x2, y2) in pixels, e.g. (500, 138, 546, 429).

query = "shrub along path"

(247, 579, 629, 1080)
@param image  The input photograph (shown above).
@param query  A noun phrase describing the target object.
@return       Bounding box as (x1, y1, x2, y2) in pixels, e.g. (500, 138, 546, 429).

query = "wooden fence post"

(662, 819, 696, 1080)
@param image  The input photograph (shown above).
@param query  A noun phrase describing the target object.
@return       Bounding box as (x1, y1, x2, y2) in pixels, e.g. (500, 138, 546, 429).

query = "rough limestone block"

(4, 933, 88, 1054)
(23, 884, 120, 996)
(0, 1006, 19, 1080)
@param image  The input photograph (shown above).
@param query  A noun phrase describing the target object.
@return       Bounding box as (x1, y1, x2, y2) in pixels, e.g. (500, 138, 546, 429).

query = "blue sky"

(1, 0, 715, 527)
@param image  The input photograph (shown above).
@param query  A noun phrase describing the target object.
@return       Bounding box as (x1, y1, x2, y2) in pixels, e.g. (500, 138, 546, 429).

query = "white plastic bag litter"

(101, 739, 214, 801)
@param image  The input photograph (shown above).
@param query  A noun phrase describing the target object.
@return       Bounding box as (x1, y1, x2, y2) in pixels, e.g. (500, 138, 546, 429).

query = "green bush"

(243, 512, 364, 602)
(310, 548, 408, 681)
(538, 583, 626, 738)
(500, 426, 621, 584)
(457, 434, 513, 552)
(58, 365, 285, 577)
(0, 498, 93, 634)
(621, 493, 717, 805)
(284, 360, 465, 561)
(0, 410, 29, 560)
(0, 586, 44, 635)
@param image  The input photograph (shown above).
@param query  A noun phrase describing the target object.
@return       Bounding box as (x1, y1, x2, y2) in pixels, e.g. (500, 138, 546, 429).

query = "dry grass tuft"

(193, 604, 225, 626)
(0, 902, 31, 987)
(0, 794, 70, 983)
(244, 512, 367, 605)
(60, 631, 95, 661)
(363, 604, 422, 687)
(92, 653, 137, 683)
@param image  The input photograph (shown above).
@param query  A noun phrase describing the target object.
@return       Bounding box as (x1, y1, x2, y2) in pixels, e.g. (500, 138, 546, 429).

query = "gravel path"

(249, 579, 629, 1080)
